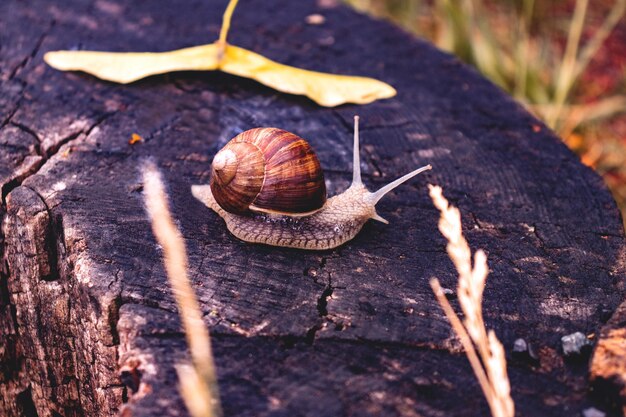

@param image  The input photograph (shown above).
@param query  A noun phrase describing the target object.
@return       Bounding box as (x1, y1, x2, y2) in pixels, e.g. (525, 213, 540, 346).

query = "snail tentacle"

(367, 164, 433, 206)
(192, 117, 431, 250)
(351, 115, 362, 187)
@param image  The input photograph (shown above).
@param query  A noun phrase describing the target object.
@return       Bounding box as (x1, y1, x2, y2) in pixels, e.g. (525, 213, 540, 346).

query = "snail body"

(192, 116, 431, 250)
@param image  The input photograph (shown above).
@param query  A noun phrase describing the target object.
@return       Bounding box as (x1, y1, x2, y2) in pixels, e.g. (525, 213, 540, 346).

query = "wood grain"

(0, 0, 624, 415)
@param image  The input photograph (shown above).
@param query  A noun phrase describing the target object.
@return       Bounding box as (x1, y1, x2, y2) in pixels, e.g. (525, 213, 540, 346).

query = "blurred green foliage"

(347, 0, 626, 228)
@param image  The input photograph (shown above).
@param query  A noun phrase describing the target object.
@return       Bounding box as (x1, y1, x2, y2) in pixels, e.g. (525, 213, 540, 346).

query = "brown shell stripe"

(210, 141, 264, 213)
(251, 130, 326, 213)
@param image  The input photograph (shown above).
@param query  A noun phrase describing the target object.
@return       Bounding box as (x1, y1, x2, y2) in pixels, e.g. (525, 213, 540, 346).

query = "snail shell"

(193, 116, 432, 250)
(210, 128, 327, 215)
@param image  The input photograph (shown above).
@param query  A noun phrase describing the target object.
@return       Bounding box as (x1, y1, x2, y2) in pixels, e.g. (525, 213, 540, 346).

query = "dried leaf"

(45, 42, 396, 106)
(219, 44, 396, 107)
(129, 133, 143, 144)
(44, 44, 219, 84)
(43, 0, 396, 106)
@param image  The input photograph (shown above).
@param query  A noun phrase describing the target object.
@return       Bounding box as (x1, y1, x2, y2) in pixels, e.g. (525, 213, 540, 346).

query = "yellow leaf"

(219, 44, 396, 107)
(43, 0, 396, 106)
(44, 43, 396, 106)
(44, 44, 220, 84)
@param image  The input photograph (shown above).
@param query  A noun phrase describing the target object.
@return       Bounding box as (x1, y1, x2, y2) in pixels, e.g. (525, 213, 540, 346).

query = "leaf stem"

(430, 279, 496, 409)
(143, 163, 222, 417)
(514, 0, 534, 99)
(547, 0, 588, 130)
(218, 0, 240, 46)
(573, 0, 626, 82)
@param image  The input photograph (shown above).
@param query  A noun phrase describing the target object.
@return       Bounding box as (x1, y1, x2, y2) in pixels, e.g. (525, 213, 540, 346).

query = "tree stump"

(1, 0, 625, 416)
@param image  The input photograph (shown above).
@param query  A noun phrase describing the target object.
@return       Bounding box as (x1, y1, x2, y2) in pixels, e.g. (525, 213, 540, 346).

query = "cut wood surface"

(1, 0, 625, 416)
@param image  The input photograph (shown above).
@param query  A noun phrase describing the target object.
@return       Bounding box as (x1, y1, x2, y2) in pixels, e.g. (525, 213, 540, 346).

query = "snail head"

(345, 115, 432, 224)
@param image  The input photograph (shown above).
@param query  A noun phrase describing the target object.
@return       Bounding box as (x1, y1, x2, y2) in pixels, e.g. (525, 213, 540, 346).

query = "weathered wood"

(1, 0, 625, 416)
(590, 299, 626, 414)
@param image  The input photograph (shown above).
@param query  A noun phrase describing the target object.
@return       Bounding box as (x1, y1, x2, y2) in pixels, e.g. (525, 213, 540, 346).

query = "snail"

(191, 116, 431, 250)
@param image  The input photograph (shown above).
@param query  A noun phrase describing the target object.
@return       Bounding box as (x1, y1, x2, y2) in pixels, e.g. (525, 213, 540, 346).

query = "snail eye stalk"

(352, 115, 362, 186)
(368, 164, 433, 206)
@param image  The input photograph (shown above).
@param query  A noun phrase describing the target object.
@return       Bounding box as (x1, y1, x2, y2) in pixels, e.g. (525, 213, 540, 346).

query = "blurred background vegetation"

(345, 0, 626, 229)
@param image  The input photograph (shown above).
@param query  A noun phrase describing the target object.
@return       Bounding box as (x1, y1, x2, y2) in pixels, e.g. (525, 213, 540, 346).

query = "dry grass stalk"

(142, 162, 222, 417)
(428, 184, 514, 417)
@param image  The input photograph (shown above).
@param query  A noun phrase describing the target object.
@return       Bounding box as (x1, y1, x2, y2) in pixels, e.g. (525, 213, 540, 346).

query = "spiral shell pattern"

(210, 128, 327, 215)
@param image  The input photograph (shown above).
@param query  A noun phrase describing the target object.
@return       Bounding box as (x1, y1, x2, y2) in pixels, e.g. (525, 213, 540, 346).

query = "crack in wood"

(2, 0, 624, 415)
(0, 113, 114, 205)
(1, 185, 123, 415)
(7, 20, 56, 82)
